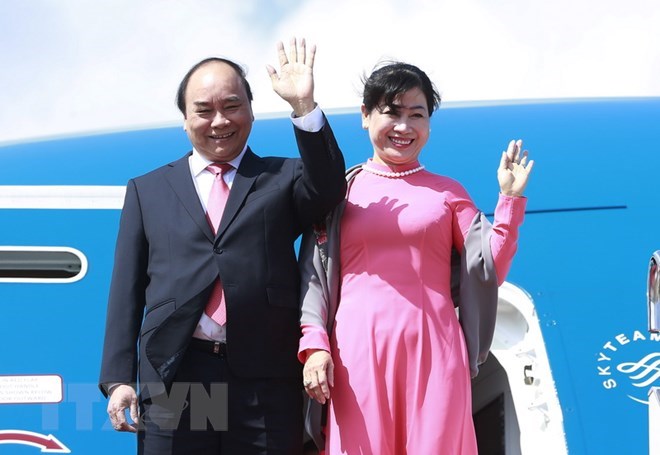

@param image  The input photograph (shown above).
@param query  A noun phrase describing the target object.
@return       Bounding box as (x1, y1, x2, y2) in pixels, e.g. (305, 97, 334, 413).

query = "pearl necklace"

(361, 163, 425, 178)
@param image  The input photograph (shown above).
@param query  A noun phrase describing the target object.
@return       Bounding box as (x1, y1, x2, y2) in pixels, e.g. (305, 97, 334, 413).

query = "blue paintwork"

(0, 98, 658, 454)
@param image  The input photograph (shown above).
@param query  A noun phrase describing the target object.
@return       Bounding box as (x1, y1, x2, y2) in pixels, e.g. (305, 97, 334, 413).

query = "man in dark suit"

(99, 38, 345, 454)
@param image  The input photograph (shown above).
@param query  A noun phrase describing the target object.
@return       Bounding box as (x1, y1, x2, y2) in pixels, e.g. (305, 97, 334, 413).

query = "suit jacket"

(99, 122, 346, 399)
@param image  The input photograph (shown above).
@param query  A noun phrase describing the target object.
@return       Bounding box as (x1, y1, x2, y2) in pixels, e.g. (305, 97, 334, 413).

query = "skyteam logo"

(597, 329, 660, 404)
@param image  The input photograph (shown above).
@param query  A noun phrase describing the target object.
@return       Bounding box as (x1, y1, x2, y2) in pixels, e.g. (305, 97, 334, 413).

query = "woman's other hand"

(498, 139, 534, 197)
(303, 349, 334, 404)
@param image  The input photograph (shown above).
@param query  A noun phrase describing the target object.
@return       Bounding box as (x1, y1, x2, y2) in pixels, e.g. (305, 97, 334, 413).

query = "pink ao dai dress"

(300, 159, 527, 454)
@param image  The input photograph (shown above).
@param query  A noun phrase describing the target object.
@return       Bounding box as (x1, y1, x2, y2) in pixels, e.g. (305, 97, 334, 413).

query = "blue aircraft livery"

(0, 97, 659, 454)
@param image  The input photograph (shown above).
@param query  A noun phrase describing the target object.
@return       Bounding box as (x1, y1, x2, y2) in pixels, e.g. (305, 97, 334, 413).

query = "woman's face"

(362, 87, 430, 166)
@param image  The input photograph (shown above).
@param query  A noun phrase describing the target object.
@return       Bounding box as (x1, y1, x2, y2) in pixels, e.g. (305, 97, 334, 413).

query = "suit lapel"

(216, 148, 262, 239)
(164, 153, 215, 243)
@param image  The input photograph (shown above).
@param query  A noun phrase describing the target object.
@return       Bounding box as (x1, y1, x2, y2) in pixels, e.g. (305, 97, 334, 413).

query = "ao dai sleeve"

(297, 226, 333, 364)
(451, 184, 527, 285)
(299, 324, 331, 363)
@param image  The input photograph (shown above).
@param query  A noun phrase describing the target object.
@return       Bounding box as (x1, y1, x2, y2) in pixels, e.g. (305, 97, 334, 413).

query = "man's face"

(183, 62, 254, 163)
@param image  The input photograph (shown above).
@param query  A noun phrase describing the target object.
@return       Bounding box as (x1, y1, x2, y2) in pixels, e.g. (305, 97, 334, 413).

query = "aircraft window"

(0, 247, 87, 282)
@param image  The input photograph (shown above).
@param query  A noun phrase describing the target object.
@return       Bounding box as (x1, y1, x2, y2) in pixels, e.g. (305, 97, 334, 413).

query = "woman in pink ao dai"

(299, 62, 534, 455)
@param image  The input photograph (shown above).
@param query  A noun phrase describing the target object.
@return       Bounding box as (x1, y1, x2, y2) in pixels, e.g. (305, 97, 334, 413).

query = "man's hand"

(107, 384, 139, 433)
(266, 37, 317, 117)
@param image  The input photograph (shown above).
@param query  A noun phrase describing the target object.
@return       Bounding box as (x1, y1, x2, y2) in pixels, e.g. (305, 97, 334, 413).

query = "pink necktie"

(205, 163, 232, 326)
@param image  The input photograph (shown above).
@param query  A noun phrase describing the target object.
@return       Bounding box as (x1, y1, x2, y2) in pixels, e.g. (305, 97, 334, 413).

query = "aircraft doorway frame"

(472, 282, 568, 455)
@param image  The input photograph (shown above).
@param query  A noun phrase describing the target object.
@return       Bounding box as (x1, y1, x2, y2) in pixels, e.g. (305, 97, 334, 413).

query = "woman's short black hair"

(362, 62, 441, 116)
(175, 57, 253, 116)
